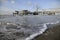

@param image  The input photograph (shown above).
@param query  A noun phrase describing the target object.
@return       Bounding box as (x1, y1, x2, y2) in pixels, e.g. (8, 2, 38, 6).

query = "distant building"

(43, 11, 55, 15)
(33, 12, 38, 15)
(38, 8, 60, 15)
(13, 10, 39, 16)
(19, 10, 32, 15)
(13, 11, 19, 16)
(13, 8, 60, 16)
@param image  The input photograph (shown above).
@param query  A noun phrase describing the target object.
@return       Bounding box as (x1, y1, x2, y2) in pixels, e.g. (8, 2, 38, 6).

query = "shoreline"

(0, 21, 60, 40)
(34, 24, 60, 40)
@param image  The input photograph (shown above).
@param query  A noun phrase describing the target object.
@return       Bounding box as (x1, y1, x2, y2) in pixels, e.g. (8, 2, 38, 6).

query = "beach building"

(38, 8, 60, 15)
(13, 10, 39, 16)
(13, 8, 60, 16)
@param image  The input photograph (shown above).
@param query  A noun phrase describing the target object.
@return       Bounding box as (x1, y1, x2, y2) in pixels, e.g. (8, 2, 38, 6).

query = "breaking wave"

(25, 21, 60, 40)
(0, 21, 59, 40)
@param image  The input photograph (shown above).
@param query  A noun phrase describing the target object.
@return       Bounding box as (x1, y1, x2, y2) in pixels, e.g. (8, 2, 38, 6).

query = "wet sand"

(34, 24, 60, 40)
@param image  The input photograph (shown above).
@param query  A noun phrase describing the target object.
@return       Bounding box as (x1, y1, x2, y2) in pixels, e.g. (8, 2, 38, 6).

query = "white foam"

(46, 21, 59, 25)
(56, 21, 59, 24)
(25, 24, 47, 40)
(7, 23, 17, 25)
(7, 23, 11, 25)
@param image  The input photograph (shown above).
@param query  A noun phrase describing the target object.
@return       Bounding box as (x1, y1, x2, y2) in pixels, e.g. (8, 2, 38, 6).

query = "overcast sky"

(0, 0, 60, 14)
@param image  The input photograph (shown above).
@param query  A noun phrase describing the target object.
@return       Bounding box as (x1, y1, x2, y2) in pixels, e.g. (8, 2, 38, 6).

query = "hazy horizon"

(0, 0, 60, 14)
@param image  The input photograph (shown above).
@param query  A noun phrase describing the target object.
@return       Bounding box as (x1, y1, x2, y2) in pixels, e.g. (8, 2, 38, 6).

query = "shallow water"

(0, 15, 60, 40)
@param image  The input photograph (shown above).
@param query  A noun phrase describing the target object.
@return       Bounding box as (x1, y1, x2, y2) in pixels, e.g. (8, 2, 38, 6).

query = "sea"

(0, 15, 60, 40)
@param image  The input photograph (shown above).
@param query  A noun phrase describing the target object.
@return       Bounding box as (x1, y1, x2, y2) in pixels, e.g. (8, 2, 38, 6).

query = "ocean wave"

(25, 24, 47, 40)
(25, 21, 60, 40)
(0, 21, 60, 40)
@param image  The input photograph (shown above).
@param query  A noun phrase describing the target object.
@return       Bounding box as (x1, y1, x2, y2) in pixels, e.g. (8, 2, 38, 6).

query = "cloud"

(0, 7, 14, 14)
(0, 0, 16, 4)
(0, 7, 13, 11)
(11, 0, 15, 4)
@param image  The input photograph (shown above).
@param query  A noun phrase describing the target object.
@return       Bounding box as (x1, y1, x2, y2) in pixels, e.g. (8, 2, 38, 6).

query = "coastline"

(34, 24, 60, 40)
